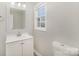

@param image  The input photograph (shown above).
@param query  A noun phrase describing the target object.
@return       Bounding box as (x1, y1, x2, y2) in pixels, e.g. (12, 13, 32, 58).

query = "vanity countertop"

(6, 33, 33, 43)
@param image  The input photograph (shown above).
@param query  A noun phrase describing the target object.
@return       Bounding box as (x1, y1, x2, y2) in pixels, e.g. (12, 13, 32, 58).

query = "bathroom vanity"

(6, 33, 33, 56)
(6, 3, 34, 56)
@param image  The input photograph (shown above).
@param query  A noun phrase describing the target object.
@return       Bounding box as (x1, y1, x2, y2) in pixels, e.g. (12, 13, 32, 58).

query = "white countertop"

(6, 33, 33, 43)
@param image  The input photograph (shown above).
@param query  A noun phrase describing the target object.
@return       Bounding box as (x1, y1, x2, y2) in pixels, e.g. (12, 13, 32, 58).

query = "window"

(34, 3, 46, 31)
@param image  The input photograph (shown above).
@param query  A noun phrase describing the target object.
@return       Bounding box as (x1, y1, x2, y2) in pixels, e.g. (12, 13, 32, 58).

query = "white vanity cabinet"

(22, 39, 33, 56)
(6, 34, 33, 56)
(6, 41, 22, 56)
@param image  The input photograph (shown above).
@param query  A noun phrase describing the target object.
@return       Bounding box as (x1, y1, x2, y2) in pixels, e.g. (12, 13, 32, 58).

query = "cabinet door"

(22, 39, 33, 56)
(6, 41, 22, 56)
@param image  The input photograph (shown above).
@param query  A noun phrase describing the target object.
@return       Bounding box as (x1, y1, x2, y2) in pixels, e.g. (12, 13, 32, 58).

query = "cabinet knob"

(21, 43, 24, 44)
(0, 16, 2, 18)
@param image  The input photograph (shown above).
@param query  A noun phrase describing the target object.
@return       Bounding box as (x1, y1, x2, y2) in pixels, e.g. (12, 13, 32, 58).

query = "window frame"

(34, 3, 47, 31)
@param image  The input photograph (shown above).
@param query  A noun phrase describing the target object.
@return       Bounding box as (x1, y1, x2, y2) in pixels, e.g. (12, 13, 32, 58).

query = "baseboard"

(34, 49, 42, 56)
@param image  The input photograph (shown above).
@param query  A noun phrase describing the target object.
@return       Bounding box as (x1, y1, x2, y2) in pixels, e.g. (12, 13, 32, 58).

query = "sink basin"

(6, 33, 33, 43)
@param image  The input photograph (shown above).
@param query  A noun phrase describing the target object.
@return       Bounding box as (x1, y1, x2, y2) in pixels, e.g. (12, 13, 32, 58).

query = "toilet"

(52, 41, 79, 56)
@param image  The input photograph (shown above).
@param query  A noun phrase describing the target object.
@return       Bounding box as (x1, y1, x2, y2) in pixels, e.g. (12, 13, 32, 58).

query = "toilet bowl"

(52, 41, 79, 56)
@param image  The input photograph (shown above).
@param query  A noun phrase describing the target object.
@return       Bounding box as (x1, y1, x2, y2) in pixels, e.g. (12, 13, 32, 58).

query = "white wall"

(25, 3, 34, 35)
(34, 2, 79, 56)
(0, 3, 8, 56)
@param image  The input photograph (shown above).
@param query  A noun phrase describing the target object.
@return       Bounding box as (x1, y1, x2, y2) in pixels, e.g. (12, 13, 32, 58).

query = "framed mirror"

(10, 8, 25, 30)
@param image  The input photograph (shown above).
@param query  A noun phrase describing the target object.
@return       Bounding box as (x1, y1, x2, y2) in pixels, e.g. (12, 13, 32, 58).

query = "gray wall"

(34, 2, 79, 56)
